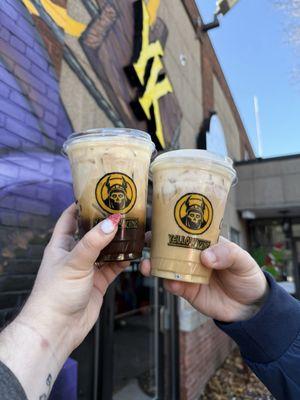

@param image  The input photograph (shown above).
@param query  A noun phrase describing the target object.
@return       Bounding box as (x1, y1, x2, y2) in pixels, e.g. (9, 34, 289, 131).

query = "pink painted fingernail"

(99, 214, 121, 234)
(108, 214, 122, 225)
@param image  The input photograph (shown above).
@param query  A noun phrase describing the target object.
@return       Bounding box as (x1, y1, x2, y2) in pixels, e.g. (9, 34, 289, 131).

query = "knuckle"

(229, 243, 254, 268)
(228, 242, 240, 259)
(224, 239, 239, 254)
(227, 239, 239, 250)
(232, 247, 241, 263)
(81, 232, 99, 251)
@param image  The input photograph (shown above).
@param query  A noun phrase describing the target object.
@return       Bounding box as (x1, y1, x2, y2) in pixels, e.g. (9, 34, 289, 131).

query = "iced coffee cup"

(63, 128, 155, 262)
(150, 150, 237, 284)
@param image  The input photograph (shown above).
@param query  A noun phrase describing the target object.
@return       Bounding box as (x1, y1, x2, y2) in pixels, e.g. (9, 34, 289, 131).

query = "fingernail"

(99, 214, 121, 234)
(203, 248, 217, 264)
(108, 213, 122, 225)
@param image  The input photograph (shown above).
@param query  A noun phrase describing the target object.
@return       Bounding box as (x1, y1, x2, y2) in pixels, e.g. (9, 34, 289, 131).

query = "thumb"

(201, 237, 257, 273)
(68, 214, 121, 269)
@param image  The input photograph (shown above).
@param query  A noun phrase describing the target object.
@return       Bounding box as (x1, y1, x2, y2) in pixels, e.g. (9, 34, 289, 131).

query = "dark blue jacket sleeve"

(0, 361, 27, 399)
(215, 273, 300, 400)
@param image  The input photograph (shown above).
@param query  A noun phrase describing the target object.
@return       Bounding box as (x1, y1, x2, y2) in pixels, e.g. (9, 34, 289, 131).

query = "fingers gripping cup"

(63, 129, 155, 262)
(150, 150, 237, 284)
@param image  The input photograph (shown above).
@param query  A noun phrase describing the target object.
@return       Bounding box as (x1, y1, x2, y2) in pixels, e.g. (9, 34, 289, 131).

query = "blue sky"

(196, 0, 300, 158)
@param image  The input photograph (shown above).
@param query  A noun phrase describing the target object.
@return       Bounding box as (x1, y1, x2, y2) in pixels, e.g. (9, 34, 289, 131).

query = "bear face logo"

(95, 172, 137, 214)
(174, 193, 213, 235)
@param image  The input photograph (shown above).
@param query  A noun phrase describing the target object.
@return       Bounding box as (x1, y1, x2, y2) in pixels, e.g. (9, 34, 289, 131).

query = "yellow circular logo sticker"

(174, 193, 213, 235)
(95, 172, 137, 214)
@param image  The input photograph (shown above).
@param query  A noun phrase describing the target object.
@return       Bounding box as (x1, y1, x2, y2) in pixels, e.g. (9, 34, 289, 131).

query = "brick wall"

(201, 34, 214, 122)
(32, 16, 64, 77)
(0, 0, 73, 324)
(180, 319, 234, 400)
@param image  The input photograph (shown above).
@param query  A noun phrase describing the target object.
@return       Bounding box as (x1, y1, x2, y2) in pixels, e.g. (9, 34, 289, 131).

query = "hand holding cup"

(141, 235, 268, 322)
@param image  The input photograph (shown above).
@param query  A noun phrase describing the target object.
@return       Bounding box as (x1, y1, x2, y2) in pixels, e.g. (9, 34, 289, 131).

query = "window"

(206, 115, 228, 157)
(292, 223, 300, 238)
(230, 228, 240, 245)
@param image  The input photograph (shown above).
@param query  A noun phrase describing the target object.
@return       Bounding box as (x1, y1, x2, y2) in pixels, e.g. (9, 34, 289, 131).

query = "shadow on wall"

(0, 0, 73, 324)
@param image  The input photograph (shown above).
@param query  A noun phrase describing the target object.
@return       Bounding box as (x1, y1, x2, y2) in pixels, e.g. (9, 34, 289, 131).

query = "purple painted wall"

(0, 0, 73, 320)
(0, 2, 78, 396)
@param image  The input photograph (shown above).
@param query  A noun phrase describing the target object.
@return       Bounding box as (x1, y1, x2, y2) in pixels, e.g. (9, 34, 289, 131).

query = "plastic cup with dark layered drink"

(150, 150, 237, 284)
(63, 128, 155, 263)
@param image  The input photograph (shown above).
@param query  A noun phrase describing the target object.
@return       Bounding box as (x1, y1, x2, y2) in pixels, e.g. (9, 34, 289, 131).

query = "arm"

(216, 273, 300, 400)
(0, 319, 62, 400)
(141, 236, 300, 400)
(0, 205, 127, 400)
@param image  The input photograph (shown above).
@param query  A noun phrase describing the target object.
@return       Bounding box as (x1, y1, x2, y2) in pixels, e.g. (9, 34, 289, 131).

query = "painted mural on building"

(0, 0, 181, 322)
(0, 0, 73, 321)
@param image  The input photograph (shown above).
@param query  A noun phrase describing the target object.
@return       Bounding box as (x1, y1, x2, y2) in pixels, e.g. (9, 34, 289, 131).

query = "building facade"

(0, 1, 258, 399)
(236, 155, 300, 298)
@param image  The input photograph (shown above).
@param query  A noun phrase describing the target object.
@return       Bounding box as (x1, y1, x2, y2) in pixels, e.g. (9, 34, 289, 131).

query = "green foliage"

(251, 245, 287, 279)
(261, 265, 280, 279)
(251, 247, 267, 267)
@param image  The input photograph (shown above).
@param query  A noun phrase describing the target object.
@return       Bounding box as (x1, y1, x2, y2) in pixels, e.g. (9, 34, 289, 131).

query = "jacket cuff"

(215, 273, 300, 363)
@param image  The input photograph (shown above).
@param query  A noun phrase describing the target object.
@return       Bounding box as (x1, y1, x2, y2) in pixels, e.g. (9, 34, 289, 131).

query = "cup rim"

(150, 149, 237, 185)
(62, 128, 156, 156)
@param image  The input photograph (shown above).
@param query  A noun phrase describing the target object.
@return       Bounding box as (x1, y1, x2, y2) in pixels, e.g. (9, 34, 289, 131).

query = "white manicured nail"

(100, 219, 115, 234)
(99, 214, 121, 234)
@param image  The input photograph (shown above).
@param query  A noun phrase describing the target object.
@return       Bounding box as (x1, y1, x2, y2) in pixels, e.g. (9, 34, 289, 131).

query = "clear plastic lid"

(151, 149, 237, 184)
(62, 128, 156, 155)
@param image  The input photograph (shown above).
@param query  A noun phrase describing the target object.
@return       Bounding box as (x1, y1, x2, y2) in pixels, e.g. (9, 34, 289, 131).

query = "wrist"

(234, 280, 270, 322)
(0, 313, 67, 400)
(19, 298, 73, 364)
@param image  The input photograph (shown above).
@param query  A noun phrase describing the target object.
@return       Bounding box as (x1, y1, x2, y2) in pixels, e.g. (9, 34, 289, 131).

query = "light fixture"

(216, 0, 240, 16)
(241, 210, 256, 220)
(201, 0, 241, 32)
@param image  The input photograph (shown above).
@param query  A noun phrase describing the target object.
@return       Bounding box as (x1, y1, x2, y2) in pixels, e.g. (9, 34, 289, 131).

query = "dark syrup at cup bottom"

(79, 218, 145, 263)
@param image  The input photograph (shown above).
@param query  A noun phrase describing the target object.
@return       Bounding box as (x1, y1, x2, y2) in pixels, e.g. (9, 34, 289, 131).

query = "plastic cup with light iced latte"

(150, 150, 237, 284)
(63, 128, 155, 263)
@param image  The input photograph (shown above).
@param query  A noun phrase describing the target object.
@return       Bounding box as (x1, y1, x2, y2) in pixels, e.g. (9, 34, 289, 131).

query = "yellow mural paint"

(22, 0, 86, 38)
(133, 1, 163, 86)
(146, 0, 160, 26)
(133, 0, 173, 149)
(23, 0, 39, 16)
(139, 55, 173, 149)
